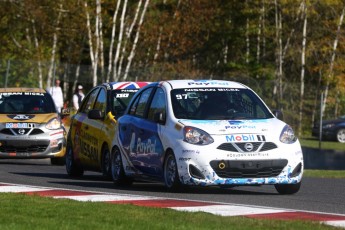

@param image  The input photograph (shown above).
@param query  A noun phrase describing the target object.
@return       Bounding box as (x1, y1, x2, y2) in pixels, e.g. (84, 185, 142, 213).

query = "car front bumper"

(0, 129, 66, 159)
(174, 139, 304, 187)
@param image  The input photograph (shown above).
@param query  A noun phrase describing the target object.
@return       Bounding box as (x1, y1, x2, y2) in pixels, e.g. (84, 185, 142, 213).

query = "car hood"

(178, 118, 287, 140)
(0, 113, 58, 123)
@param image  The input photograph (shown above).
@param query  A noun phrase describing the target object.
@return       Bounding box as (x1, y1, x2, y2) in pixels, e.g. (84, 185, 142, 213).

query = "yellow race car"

(0, 88, 67, 165)
(65, 82, 150, 177)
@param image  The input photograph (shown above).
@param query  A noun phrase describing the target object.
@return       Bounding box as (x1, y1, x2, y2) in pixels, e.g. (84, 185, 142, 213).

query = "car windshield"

(171, 88, 274, 120)
(0, 92, 56, 114)
(111, 89, 140, 117)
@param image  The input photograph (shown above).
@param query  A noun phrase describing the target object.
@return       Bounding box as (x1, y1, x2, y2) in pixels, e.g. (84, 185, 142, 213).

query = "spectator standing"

(47, 79, 64, 113)
(73, 85, 85, 111)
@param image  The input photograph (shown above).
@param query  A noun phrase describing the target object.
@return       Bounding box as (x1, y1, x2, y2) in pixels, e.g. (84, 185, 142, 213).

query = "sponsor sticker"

(228, 152, 269, 158)
(5, 123, 34, 129)
(225, 134, 266, 142)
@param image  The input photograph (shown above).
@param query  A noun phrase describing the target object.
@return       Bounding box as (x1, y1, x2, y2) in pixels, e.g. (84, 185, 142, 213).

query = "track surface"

(0, 159, 344, 216)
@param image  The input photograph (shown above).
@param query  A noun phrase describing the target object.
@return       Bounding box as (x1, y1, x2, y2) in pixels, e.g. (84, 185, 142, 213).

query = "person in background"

(47, 79, 64, 113)
(73, 84, 85, 111)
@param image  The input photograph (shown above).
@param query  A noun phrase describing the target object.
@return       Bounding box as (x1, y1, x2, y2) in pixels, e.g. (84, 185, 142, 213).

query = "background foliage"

(0, 0, 344, 135)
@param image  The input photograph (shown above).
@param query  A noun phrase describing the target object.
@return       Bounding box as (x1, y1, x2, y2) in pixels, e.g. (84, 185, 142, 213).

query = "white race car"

(111, 80, 303, 194)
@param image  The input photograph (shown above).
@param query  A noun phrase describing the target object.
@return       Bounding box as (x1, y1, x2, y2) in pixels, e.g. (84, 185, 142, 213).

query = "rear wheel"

(102, 146, 111, 178)
(274, 182, 301, 195)
(163, 151, 182, 191)
(65, 141, 83, 177)
(336, 129, 345, 143)
(111, 147, 132, 186)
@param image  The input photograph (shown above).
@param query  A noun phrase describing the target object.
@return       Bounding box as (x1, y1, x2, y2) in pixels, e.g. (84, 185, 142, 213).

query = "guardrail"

(302, 147, 345, 170)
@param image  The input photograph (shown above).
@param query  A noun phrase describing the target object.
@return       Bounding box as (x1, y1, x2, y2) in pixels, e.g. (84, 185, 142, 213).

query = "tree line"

(0, 0, 344, 136)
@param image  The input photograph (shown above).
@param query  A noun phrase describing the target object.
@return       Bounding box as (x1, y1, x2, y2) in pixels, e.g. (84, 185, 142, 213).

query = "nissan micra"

(65, 82, 150, 178)
(111, 80, 304, 194)
(0, 88, 66, 165)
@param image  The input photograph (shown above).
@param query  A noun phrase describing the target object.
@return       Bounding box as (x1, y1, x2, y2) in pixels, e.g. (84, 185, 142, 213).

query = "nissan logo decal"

(244, 142, 254, 152)
(18, 129, 26, 135)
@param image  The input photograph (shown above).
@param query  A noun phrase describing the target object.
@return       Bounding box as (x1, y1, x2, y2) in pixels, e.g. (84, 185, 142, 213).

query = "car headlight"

(46, 118, 62, 130)
(323, 123, 335, 129)
(183, 126, 214, 145)
(279, 125, 297, 144)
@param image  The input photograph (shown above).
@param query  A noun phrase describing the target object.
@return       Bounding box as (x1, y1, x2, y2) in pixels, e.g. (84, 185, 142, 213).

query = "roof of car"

(0, 88, 46, 93)
(101, 82, 151, 90)
(160, 79, 248, 89)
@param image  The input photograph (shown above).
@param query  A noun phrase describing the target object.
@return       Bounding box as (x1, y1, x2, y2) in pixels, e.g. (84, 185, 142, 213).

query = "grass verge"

(0, 193, 338, 230)
(304, 170, 345, 178)
(300, 137, 345, 151)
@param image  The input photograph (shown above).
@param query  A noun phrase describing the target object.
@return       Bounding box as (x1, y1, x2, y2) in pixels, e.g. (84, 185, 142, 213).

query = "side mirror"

(88, 109, 104, 120)
(154, 111, 166, 125)
(60, 108, 70, 116)
(272, 109, 284, 120)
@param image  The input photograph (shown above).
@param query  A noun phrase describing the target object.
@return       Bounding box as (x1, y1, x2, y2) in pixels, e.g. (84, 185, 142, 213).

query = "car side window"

(93, 88, 106, 114)
(130, 88, 153, 118)
(80, 88, 100, 114)
(147, 88, 166, 122)
(129, 95, 140, 115)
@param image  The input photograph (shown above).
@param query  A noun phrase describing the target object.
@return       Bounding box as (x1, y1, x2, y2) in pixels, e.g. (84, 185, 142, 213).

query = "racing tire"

(111, 146, 132, 186)
(101, 146, 112, 179)
(274, 182, 301, 195)
(50, 157, 65, 166)
(163, 151, 182, 192)
(336, 129, 345, 143)
(65, 141, 84, 177)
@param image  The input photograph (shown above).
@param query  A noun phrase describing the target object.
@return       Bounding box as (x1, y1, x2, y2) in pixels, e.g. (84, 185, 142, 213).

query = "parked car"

(0, 87, 67, 165)
(111, 80, 304, 194)
(65, 82, 150, 177)
(312, 115, 345, 143)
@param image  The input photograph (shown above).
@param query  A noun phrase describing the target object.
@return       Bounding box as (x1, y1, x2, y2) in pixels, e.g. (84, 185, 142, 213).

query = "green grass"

(299, 137, 345, 151)
(304, 169, 345, 178)
(0, 193, 338, 230)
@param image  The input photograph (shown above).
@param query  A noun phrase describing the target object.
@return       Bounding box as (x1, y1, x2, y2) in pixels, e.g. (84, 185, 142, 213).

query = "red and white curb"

(1, 182, 345, 228)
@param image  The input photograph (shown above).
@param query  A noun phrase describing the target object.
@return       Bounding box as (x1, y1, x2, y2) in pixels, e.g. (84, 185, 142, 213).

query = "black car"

(312, 115, 345, 143)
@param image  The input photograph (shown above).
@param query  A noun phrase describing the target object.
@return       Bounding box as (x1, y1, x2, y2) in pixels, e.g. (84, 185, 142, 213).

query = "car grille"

(210, 159, 288, 178)
(217, 142, 278, 152)
(0, 128, 44, 135)
(0, 145, 48, 153)
(0, 128, 49, 153)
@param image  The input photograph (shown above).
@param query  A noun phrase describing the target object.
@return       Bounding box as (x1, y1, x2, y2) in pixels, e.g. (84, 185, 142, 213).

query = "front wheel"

(111, 147, 132, 186)
(65, 141, 83, 177)
(336, 129, 345, 143)
(274, 182, 301, 195)
(163, 151, 182, 192)
(102, 146, 111, 178)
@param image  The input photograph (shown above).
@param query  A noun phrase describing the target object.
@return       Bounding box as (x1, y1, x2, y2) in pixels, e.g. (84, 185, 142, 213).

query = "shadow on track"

(10, 172, 278, 195)
(5, 159, 278, 195)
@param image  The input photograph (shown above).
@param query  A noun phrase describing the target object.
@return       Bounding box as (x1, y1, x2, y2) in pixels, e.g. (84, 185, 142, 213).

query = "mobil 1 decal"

(226, 134, 266, 142)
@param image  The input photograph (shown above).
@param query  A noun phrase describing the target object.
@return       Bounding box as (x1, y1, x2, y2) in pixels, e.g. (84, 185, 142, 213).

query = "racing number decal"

(116, 93, 130, 98)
